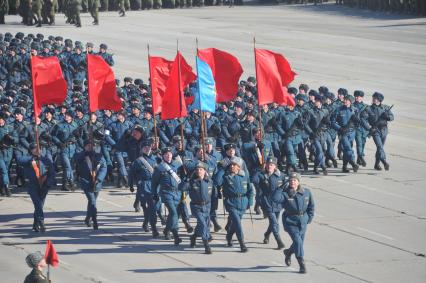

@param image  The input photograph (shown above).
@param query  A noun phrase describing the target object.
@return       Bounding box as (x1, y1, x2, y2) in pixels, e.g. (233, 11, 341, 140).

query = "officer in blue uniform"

(152, 147, 184, 245)
(252, 157, 286, 249)
(98, 44, 114, 66)
(294, 94, 310, 172)
(129, 139, 160, 237)
(0, 112, 16, 196)
(39, 108, 58, 162)
(322, 92, 338, 168)
(68, 44, 86, 82)
(18, 143, 56, 233)
(13, 107, 33, 187)
(353, 91, 370, 167)
(75, 139, 107, 230)
(332, 95, 360, 173)
(52, 110, 78, 190)
(281, 172, 315, 274)
(367, 92, 394, 171)
(218, 158, 254, 253)
(183, 161, 215, 254)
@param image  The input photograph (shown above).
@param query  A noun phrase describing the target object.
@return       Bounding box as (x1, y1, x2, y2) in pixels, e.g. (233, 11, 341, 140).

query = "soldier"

(39, 108, 58, 162)
(24, 251, 49, 283)
(118, 0, 129, 16)
(281, 172, 315, 274)
(98, 43, 114, 66)
(13, 108, 33, 187)
(69, 45, 86, 81)
(0, 0, 8, 24)
(129, 139, 160, 236)
(75, 139, 107, 230)
(218, 157, 253, 252)
(42, 0, 55, 25)
(6, 47, 22, 89)
(52, 110, 78, 191)
(31, 0, 43, 27)
(0, 112, 17, 197)
(353, 90, 370, 167)
(332, 95, 360, 173)
(69, 0, 82, 27)
(252, 157, 286, 249)
(88, 0, 99, 25)
(152, 147, 185, 245)
(367, 92, 394, 171)
(18, 142, 56, 233)
(105, 110, 133, 187)
(183, 161, 215, 254)
(322, 92, 338, 168)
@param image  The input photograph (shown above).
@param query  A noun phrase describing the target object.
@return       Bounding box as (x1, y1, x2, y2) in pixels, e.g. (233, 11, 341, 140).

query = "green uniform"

(69, 0, 81, 26)
(24, 269, 49, 283)
(118, 0, 129, 15)
(88, 0, 99, 24)
(31, 0, 42, 26)
(0, 0, 8, 24)
(42, 0, 55, 24)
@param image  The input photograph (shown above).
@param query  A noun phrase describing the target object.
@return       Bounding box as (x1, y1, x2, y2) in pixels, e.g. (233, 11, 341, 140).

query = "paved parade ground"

(1, 3, 426, 283)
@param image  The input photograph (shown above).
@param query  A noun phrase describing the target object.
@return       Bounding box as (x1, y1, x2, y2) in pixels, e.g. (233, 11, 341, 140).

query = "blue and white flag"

(193, 56, 216, 113)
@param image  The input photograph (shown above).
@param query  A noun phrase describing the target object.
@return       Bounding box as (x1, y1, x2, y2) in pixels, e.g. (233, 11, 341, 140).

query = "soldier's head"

(132, 126, 144, 141)
(86, 42, 94, 53)
(204, 138, 213, 153)
(104, 109, 112, 117)
(337, 88, 348, 101)
(141, 139, 153, 155)
(299, 84, 309, 95)
(194, 162, 207, 179)
(288, 172, 301, 190)
(296, 94, 308, 106)
(143, 108, 152, 119)
(90, 112, 98, 123)
(194, 145, 204, 159)
(25, 251, 46, 270)
(229, 158, 242, 175)
(173, 136, 183, 151)
(117, 111, 126, 122)
(84, 139, 94, 152)
(354, 90, 364, 103)
(224, 143, 236, 157)
(246, 110, 255, 122)
(14, 108, 24, 122)
(314, 95, 323, 109)
(308, 90, 318, 102)
(234, 102, 244, 115)
(99, 43, 108, 53)
(161, 147, 173, 163)
(372, 92, 384, 105)
(266, 157, 278, 174)
(64, 110, 74, 123)
(0, 113, 6, 126)
(344, 95, 354, 107)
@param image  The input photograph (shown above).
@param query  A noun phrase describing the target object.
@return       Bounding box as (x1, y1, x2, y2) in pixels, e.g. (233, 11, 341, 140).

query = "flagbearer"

(75, 139, 107, 230)
(18, 143, 56, 233)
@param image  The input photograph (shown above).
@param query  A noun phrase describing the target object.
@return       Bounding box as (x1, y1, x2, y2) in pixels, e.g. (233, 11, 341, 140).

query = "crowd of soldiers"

(1, 31, 395, 273)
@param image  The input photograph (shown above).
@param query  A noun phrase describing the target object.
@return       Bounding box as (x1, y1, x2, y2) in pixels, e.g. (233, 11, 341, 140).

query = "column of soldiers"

(1, 31, 395, 273)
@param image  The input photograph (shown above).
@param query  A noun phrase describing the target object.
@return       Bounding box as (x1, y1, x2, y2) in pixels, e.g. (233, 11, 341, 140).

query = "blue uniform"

(367, 104, 394, 165)
(75, 150, 107, 221)
(332, 105, 359, 165)
(106, 119, 133, 179)
(281, 186, 315, 258)
(277, 109, 304, 170)
(0, 123, 17, 188)
(353, 101, 370, 163)
(306, 106, 329, 170)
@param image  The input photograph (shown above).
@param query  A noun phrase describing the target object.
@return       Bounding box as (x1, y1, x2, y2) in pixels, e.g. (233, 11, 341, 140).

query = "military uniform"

(0, 116, 17, 196)
(0, 0, 8, 24)
(24, 268, 49, 283)
(353, 91, 370, 167)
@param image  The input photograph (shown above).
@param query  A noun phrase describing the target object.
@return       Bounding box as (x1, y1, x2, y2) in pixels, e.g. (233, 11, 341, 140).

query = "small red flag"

(198, 48, 243, 103)
(255, 48, 296, 106)
(31, 56, 67, 117)
(149, 56, 174, 115)
(161, 52, 197, 120)
(87, 54, 122, 113)
(44, 240, 59, 267)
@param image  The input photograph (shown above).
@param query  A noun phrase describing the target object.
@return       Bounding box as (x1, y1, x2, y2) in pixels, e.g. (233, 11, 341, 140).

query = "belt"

(286, 212, 305, 216)
(230, 194, 246, 198)
(191, 201, 210, 206)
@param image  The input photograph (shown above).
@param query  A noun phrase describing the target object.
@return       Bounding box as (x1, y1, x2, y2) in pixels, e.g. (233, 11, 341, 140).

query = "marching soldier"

(75, 139, 107, 230)
(353, 90, 370, 167)
(0, 112, 16, 197)
(18, 142, 56, 233)
(98, 43, 114, 66)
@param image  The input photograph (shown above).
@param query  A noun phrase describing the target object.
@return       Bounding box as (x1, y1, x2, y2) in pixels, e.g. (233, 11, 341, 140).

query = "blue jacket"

(281, 186, 315, 231)
(220, 171, 254, 212)
(151, 161, 183, 203)
(18, 155, 56, 191)
(129, 153, 157, 196)
(182, 176, 215, 207)
(74, 151, 107, 192)
(252, 169, 286, 213)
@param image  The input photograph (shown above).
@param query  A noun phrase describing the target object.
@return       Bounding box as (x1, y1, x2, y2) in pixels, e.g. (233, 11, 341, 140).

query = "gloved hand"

(153, 194, 159, 202)
(129, 185, 135, 193)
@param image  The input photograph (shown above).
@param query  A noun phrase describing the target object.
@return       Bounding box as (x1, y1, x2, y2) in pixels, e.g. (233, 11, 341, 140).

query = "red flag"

(149, 56, 173, 115)
(161, 52, 197, 120)
(255, 49, 297, 106)
(198, 48, 243, 103)
(31, 56, 67, 117)
(87, 54, 122, 113)
(44, 240, 59, 267)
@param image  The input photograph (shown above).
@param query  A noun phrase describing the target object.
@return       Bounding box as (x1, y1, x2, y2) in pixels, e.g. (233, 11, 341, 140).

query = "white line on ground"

(97, 197, 124, 208)
(356, 227, 395, 241)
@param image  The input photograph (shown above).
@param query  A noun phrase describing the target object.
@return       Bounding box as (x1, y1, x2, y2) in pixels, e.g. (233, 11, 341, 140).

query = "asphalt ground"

(1, 3, 426, 283)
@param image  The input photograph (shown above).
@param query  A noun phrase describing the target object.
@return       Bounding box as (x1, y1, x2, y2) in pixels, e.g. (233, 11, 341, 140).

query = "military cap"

(131, 104, 142, 111)
(65, 110, 74, 117)
(224, 143, 237, 151)
(60, 104, 68, 109)
(30, 42, 40, 50)
(134, 79, 144, 86)
(25, 251, 44, 269)
(53, 44, 62, 52)
(74, 44, 82, 50)
(4, 32, 12, 39)
(100, 43, 108, 50)
(372, 92, 384, 102)
(83, 139, 93, 147)
(314, 94, 323, 102)
(354, 90, 364, 97)
(36, 33, 44, 40)
(140, 84, 149, 91)
(172, 135, 182, 143)
(246, 110, 256, 117)
(288, 172, 301, 182)
(117, 110, 126, 117)
(230, 157, 243, 167)
(296, 94, 308, 102)
(324, 92, 335, 101)
(144, 107, 153, 114)
(337, 88, 348, 96)
(8, 45, 16, 52)
(27, 33, 35, 39)
(19, 44, 28, 50)
(161, 147, 173, 154)
(204, 137, 213, 145)
(234, 101, 244, 109)
(133, 125, 144, 134)
(86, 42, 94, 48)
(142, 139, 153, 147)
(29, 142, 38, 150)
(75, 105, 84, 113)
(194, 144, 203, 152)
(308, 90, 318, 97)
(15, 32, 25, 39)
(55, 36, 63, 42)
(47, 35, 55, 41)
(299, 83, 309, 92)
(344, 95, 355, 103)
(266, 156, 278, 165)
(44, 108, 55, 115)
(64, 38, 72, 44)
(288, 87, 298, 95)
(318, 86, 329, 94)
(14, 108, 24, 115)
(195, 161, 207, 170)
(239, 80, 247, 87)
(247, 76, 256, 84)
(124, 77, 133, 83)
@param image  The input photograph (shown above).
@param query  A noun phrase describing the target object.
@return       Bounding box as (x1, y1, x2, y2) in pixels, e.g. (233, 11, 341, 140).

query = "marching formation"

(0, 32, 394, 273)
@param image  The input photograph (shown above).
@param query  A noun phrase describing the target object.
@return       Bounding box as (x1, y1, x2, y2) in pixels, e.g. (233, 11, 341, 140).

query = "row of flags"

(30, 47, 297, 119)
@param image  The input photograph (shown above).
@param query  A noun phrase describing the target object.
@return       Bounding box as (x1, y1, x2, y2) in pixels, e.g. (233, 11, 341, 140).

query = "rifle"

(369, 105, 394, 136)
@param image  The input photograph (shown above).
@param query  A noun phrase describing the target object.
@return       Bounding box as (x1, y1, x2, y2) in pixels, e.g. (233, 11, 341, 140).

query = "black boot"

(239, 239, 248, 253)
(122, 176, 129, 187)
(0, 186, 5, 196)
(4, 185, 11, 197)
(313, 166, 320, 175)
(332, 158, 338, 168)
(263, 233, 270, 244)
(274, 234, 285, 250)
(349, 160, 359, 173)
(337, 149, 343, 160)
(356, 156, 362, 165)
(383, 160, 390, 171)
(32, 221, 40, 232)
(190, 233, 197, 248)
(142, 221, 149, 232)
(163, 229, 171, 240)
(284, 249, 292, 266)
(226, 233, 233, 247)
(133, 200, 141, 212)
(297, 257, 307, 274)
(172, 230, 182, 245)
(211, 218, 222, 232)
(254, 204, 261, 215)
(342, 161, 350, 173)
(93, 217, 99, 230)
(152, 228, 159, 238)
(374, 160, 382, 170)
(203, 240, 212, 254)
(321, 166, 328, 176)
(84, 216, 92, 227)
(39, 220, 46, 233)
(116, 176, 122, 188)
(185, 221, 194, 233)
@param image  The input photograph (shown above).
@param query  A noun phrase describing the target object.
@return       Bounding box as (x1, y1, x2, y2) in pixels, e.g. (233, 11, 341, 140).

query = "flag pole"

(196, 38, 207, 161)
(177, 40, 185, 148)
(253, 37, 265, 167)
(86, 50, 96, 186)
(30, 53, 42, 181)
(147, 43, 159, 146)
(47, 264, 51, 282)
